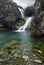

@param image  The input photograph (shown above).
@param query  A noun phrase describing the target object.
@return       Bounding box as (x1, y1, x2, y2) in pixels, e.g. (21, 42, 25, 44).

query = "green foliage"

(29, 0, 44, 36)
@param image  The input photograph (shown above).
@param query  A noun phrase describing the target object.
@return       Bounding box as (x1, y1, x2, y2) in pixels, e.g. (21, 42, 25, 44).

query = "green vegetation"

(0, 0, 44, 64)
(0, 34, 44, 65)
(25, 0, 44, 36)
(0, 0, 25, 31)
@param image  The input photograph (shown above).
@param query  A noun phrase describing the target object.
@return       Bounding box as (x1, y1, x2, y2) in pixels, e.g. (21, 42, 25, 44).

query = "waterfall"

(18, 7, 24, 18)
(15, 17, 32, 32)
(15, 5, 32, 32)
(22, 17, 32, 30)
(13, 0, 35, 32)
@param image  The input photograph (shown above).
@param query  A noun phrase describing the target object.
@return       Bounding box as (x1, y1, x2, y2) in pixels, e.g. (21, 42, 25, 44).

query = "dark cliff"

(25, 0, 44, 36)
(0, 0, 25, 31)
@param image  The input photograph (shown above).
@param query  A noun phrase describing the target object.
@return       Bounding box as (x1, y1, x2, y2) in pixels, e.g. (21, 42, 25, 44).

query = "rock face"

(30, 12, 44, 36)
(24, 6, 35, 17)
(25, 0, 44, 36)
(0, 1, 25, 31)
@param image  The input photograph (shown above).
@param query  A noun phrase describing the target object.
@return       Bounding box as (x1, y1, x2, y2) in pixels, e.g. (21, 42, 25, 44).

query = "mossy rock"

(0, 51, 5, 55)
(7, 40, 19, 45)
(6, 40, 20, 50)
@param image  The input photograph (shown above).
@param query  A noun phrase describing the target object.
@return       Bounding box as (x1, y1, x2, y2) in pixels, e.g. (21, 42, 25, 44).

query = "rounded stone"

(14, 53, 18, 58)
(22, 55, 29, 61)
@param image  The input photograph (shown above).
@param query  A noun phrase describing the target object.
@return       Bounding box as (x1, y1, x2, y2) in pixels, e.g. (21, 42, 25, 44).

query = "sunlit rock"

(14, 53, 18, 58)
(33, 60, 42, 63)
(22, 55, 29, 61)
(38, 50, 42, 54)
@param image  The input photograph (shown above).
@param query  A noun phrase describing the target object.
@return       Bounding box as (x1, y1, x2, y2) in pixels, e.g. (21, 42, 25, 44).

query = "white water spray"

(15, 17, 32, 32)
(15, 6, 32, 32)
(13, 0, 34, 32)
(18, 7, 24, 18)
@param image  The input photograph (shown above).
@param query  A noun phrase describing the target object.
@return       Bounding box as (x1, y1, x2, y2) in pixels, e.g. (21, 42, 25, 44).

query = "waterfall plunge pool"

(0, 31, 44, 65)
(0, 0, 44, 65)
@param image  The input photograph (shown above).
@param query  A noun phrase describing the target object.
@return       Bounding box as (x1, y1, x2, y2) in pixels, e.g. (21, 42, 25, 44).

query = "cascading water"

(13, 0, 35, 32)
(15, 5, 32, 32)
(21, 17, 32, 30)
(18, 7, 24, 18)
(16, 17, 32, 32)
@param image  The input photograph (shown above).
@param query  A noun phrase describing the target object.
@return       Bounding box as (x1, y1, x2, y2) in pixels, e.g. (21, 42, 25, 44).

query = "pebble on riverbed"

(22, 55, 29, 61)
(14, 53, 18, 58)
(38, 50, 42, 54)
(33, 60, 42, 63)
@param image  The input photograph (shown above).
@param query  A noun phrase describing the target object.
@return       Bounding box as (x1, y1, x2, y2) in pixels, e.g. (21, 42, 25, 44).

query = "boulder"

(0, 1, 25, 31)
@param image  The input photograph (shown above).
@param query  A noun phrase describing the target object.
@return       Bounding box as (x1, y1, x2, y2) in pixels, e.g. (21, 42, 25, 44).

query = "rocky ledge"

(0, 0, 25, 31)
(25, 0, 44, 36)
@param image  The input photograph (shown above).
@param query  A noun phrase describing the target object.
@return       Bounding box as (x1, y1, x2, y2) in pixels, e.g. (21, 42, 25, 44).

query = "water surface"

(0, 31, 44, 65)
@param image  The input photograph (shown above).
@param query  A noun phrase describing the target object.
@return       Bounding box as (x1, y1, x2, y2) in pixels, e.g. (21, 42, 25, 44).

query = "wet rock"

(14, 53, 18, 58)
(0, 63, 2, 65)
(6, 40, 19, 50)
(38, 50, 42, 54)
(22, 55, 29, 61)
(26, 0, 44, 36)
(24, 6, 35, 17)
(0, 58, 6, 63)
(33, 60, 42, 63)
(7, 47, 12, 54)
(17, 50, 22, 59)
(0, 1, 25, 31)
(18, 54, 22, 59)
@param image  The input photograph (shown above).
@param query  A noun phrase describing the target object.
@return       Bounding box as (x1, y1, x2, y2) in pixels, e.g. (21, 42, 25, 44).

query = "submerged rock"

(0, 58, 6, 63)
(22, 55, 29, 61)
(14, 53, 18, 58)
(33, 60, 42, 63)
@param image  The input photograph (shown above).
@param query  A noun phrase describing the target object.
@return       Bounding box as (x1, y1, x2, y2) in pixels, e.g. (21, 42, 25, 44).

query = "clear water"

(0, 31, 44, 65)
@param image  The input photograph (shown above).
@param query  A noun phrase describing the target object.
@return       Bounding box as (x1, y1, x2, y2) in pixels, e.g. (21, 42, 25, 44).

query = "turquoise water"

(0, 31, 44, 65)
